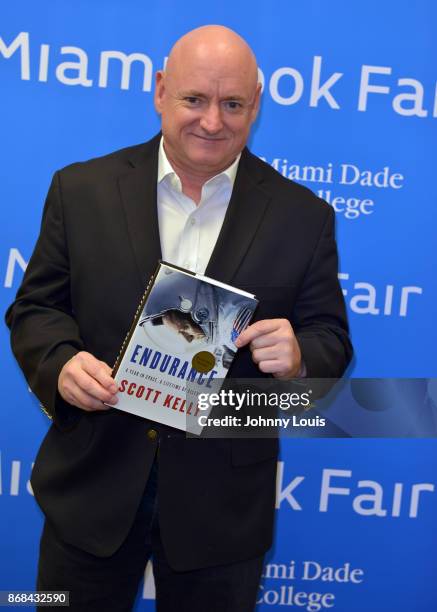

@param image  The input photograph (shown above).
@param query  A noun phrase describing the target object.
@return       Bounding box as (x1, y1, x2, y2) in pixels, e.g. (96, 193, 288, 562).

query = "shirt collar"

(157, 136, 241, 191)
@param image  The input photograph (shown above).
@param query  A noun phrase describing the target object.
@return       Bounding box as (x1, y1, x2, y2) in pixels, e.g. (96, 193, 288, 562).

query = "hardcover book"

(111, 261, 258, 432)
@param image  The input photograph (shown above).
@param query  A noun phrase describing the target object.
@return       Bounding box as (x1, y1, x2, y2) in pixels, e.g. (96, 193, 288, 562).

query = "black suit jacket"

(6, 134, 352, 570)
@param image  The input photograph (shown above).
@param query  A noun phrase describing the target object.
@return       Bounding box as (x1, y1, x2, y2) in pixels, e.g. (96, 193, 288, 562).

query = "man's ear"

(251, 82, 262, 123)
(154, 70, 165, 114)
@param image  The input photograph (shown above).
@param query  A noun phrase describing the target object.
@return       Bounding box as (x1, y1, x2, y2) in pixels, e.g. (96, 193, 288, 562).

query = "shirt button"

(147, 429, 158, 441)
(190, 217, 196, 225)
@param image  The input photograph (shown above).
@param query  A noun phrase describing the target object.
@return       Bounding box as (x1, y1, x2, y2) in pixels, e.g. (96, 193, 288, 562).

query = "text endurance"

(129, 344, 218, 387)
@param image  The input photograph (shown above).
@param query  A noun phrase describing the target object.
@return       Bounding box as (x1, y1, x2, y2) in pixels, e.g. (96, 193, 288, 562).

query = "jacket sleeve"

(293, 205, 353, 378)
(5, 171, 85, 429)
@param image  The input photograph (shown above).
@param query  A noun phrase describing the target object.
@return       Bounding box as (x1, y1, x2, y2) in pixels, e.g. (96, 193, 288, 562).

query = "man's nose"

(199, 104, 223, 134)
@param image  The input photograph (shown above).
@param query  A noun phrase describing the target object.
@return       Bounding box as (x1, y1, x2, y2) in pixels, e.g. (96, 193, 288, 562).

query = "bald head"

(154, 25, 261, 185)
(166, 25, 259, 92)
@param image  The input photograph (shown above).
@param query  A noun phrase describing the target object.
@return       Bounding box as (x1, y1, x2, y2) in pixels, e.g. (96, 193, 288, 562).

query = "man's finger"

(92, 362, 118, 394)
(61, 365, 118, 405)
(69, 385, 112, 412)
(249, 332, 281, 350)
(251, 346, 279, 364)
(74, 370, 118, 404)
(257, 359, 284, 375)
(77, 353, 118, 394)
(236, 319, 281, 347)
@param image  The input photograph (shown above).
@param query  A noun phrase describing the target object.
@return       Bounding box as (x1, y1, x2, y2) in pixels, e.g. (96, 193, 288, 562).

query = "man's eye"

(224, 101, 243, 111)
(184, 97, 200, 105)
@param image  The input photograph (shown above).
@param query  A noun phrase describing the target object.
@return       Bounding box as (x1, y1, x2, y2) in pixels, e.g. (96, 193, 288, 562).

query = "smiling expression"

(154, 27, 261, 181)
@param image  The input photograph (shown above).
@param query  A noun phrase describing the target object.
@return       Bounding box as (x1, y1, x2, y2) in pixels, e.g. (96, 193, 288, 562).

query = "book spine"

(111, 263, 162, 377)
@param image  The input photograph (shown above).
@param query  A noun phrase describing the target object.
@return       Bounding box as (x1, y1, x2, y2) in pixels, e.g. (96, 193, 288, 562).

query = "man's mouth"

(191, 134, 226, 141)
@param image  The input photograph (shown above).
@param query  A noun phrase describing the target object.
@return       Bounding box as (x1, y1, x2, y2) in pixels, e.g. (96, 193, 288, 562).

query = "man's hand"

(235, 319, 302, 380)
(58, 351, 118, 411)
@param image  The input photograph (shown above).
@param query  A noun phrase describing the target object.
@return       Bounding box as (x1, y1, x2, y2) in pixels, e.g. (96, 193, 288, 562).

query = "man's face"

(154, 53, 260, 178)
(162, 311, 206, 344)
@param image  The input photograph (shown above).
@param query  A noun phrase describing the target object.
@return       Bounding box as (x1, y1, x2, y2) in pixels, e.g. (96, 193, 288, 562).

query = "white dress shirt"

(157, 138, 240, 275)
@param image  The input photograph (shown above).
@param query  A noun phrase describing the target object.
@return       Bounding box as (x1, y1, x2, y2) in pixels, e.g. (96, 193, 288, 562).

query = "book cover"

(111, 261, 258, 432)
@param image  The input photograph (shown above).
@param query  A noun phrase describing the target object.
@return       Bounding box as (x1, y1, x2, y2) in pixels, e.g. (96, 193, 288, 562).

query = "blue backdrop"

(1, 2, 436, 610)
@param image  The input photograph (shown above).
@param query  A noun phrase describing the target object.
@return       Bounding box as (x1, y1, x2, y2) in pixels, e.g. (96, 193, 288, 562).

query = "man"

(6, 25, 352, 611)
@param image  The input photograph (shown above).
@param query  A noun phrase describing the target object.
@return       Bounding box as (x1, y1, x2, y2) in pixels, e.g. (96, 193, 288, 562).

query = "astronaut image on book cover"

(139, 265, 257, 371)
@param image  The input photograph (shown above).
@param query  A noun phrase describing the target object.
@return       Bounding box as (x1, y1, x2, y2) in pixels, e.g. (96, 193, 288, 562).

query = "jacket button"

(147, 428, 158, 441)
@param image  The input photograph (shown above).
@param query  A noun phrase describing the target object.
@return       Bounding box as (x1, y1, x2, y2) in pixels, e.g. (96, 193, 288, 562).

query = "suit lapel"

(206, 148, 271, 284)
(118, 135, 162, 290)
(117, 139, 271, 290)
